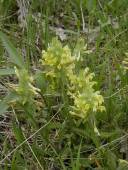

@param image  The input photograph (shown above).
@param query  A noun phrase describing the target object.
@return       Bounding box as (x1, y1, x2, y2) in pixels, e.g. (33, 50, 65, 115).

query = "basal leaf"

(0, 101, 9, 115)
(0, 31, 24, 68)
(0, 68, 15, 76)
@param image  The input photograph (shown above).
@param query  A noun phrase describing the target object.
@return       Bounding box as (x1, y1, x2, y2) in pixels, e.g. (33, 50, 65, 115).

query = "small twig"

(92, 133, 128, 155)
(22, 132, 44, 170)
(104, 85, 128, 99)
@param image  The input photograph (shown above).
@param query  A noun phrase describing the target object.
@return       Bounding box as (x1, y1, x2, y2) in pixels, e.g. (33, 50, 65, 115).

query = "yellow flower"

(41, 38, 105, 120)
(68, 69, 105, 119)
(14, 67, 40, 105)
(41, 38, 75, 78)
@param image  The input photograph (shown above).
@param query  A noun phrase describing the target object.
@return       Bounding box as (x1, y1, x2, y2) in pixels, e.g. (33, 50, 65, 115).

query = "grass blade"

(0, 101, 9, 115)
(0, 31, 24, 68)
(0, 68, 15, 76)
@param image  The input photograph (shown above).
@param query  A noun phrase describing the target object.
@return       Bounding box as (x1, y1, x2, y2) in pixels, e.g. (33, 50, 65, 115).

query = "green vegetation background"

(0, 0, 128, 169)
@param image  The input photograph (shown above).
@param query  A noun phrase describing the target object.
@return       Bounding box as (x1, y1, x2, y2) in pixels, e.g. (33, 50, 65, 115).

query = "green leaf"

(13, 123, 25, 144)
(73, 139, 82, 170)
(117, 159, 128, 170)
(34, 71, 47, 92)
(0, 101, 9, 115)
(11, 150, 26, 170)
(0, 68, 15, 76)
(0, 91, 20, 115)
(86, 0, 96, 12)
(4, 91, 20, 103)
(0, 31, 24, 68)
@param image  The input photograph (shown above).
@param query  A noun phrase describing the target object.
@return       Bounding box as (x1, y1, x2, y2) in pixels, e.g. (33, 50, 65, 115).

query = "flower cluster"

(14, 67, 40, 105)
(68, 68, 105, 119)
(41, 38, 75, 78)
(41, 38, 105, 119)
